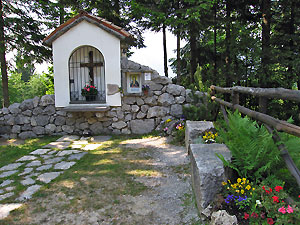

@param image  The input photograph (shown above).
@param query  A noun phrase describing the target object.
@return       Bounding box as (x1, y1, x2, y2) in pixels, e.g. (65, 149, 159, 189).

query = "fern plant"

(216, 111, 282, 182)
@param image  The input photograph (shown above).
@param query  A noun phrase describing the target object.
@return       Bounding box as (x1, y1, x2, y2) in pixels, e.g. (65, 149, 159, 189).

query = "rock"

(19, 168, 33, 176)
(17, 184, 42, 201)
(91, 135, 112, 142)
(158, 93, 175, 106)
(190, 144, 231, 212)
(147, 106, 169, 118)
(131, 105, 139, 113)
(136, 111, 146, 119)
(68, 153, 87, 160)
(11, 125, 21, 134)
(32, 107, 43, 115)
(0, 163, 23, 171)
(112, 121, 127, 129)
(15, 115, 30, 124)
(79, 122, 89, 130)
(36, 165, 52, 171)
(26, 160, 42, 167)
(130, 119, 155, 134)
(166, 84, 185, 96)
(90, 122, 103, 134)
(210, 210, 238, 225)
(16, 156, 37, 162)
(2, 108, 9, 114)
(20, 99, 34, 111)
(124, 114, 132, 121)
(30, 149, 51, 155)
(175, 96, 185, 104)
(0, 180, 13, 187)
(0, 126, 11, 135)
(34, 115, 50, 126)
(151, 75, 172, 84)
(202, 204, 213, 218)
(123, 97, 136, 105)
(185, 121, 214, 150)
(136, 98, 144, 106)
(55, 116, 66, 126)
(0, 170, 18, 178)
(54, 161, 76, 170)
(185, 89, 193, 103)
(5, 115, 14, 125)
(121, 128, 131, 134)
(22, 110, 32, 117)
(144, 96, 157, 106)
(0, 192, 14, 201)
(56, 110, 67, 116)
(21, 178, 35, 186)
(40, 95, 55, 106)
(43, 105, 56, 115)
(45, 124, 56, 134)
(8, 103, 21, 114)
(32, 96, 40, 107)
(147, 81, 163, 91)
(141, 105, 149, 113)
(32, 126, 45, 135)
(62, 125, 74, 134)
(121, 104, 131, 111)
(21, 124, 32, 131)
(43, 142, 70, 150)
(95, 112, 104, 118)
(170, 104, 183, 117)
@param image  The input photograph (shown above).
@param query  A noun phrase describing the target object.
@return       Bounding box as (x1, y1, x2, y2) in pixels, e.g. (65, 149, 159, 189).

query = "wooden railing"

(210, 85, 300, 187)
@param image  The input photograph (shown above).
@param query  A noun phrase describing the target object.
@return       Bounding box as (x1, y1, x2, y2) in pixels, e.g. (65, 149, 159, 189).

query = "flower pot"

(85, 95, 96, 101)
(143, 90, 149, 95)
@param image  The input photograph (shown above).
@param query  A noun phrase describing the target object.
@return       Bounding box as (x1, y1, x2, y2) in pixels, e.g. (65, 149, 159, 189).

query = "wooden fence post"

(259, 97, 268, 114)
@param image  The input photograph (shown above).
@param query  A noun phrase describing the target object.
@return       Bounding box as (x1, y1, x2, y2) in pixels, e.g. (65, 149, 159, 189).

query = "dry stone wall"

(0, 75, 193, 139)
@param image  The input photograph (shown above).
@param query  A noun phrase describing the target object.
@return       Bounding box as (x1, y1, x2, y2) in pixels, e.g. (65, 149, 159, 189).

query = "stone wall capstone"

(0, 74, 193, 139)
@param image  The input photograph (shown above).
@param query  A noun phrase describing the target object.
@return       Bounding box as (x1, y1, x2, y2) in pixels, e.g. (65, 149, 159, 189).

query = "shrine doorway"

(69, 45, 106, 103)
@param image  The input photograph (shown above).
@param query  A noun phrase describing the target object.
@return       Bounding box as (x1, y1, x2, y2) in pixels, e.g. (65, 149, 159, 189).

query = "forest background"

(0, 0, 299, 122)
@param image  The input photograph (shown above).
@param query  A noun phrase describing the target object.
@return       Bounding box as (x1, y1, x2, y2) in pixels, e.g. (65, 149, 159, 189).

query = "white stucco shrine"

(44, 10, 133, 110)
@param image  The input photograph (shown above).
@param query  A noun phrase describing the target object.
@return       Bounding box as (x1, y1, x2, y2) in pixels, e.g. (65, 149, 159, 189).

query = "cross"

(80, 51, 103, 86)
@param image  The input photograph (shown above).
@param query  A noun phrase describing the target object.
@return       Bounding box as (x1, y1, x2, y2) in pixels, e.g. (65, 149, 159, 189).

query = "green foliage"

(183, 91, 219, 121)
(0, 67, 54, 104)
(216, 111, 282, 181)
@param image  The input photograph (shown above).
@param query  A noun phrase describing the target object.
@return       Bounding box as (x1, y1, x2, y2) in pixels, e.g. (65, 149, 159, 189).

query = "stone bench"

(185, 121, 231, 214)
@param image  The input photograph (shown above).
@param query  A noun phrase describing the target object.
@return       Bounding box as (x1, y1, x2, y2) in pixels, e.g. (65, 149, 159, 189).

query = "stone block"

(112, 121, 127, 130)
(123, 97, 136, 105)
(8, 103, 21, 114)
(147, 106, 169, 118)
(131, 105, 139, 113)
(19, 131, 37, 139)
(166, 84, 185, 96)
(45, 124, 56, 134)
(90, 122, 103, 134)
(190, 144, 231, 212)
(130, 119, 155, 134)
(33, 126, 45, 135)
(43, 105, 56, 115)
(11, 125, 21, 133)
(158, 93, 175, 106)
(20, 99, 34, 111)
(40, 95, 55, 106)
(210, 210, 237, 225)
(55, 116, 66, 126)
(34, 115, 50, 126)
(185, 121, 214, 151)
(170, 104, 183, 117)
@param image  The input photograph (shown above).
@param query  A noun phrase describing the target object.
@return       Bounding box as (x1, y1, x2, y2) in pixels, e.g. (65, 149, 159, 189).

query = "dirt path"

(1, 137, 202, 224)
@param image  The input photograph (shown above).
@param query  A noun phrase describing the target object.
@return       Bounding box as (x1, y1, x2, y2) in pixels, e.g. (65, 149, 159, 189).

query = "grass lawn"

(0, 134, 170, 224)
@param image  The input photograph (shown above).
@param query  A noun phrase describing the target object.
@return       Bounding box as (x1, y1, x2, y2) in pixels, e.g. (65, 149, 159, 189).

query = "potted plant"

(142, 84, 150, 95)
(81, 85, 98, 101)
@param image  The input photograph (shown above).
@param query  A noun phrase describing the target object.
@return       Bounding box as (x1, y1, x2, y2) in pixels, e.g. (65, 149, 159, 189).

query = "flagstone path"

(0, 135, 111, 219)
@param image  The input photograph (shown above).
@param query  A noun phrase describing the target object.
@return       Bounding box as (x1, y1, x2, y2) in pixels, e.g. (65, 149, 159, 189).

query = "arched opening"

(69, 45, 106, 103)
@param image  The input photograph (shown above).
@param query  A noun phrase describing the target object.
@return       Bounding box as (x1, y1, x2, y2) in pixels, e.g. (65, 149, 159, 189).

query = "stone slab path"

(0, 135, 111, 218)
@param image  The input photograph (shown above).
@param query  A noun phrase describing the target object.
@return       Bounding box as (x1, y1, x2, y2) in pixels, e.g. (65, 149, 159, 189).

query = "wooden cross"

(80, 51, 103, 86)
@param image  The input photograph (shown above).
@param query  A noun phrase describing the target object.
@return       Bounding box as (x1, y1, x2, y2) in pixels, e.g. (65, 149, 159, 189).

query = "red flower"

(267, 218, 274, 225)
(269, 188, 272, 193)
(244, 212, 249, 220)
(275, 186, 283, 192)
(251, 212, 258, 218)
(272, 196, 279, 203)
(298, 195, 300, 198)
(260, 212, 265, 219)
(266, 190, 270, 194)
(262, 185, 266, 191)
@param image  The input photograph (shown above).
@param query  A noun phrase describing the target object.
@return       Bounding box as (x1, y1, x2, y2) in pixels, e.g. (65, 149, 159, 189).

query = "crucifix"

(80, 51, 103, 86)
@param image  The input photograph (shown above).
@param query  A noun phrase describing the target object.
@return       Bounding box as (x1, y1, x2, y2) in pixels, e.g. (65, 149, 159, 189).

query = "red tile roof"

(43, 10, 131, 45)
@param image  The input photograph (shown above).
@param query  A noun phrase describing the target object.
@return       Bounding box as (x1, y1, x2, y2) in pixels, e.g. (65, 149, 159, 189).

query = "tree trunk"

(162, 23, 168, 77)
(59, 0, 65, 25)
(261, 0, 271, 88)
(0, 0, 9, 107)
(225, 0, 232, 87)
(213, 4, 217, 82)
(189, 23, 197, 84)
(176, 30, 181, 84)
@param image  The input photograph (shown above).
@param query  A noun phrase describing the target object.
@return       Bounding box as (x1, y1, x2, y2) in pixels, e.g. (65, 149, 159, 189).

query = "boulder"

(2, 108, 9, 114)
(20, 99, 34, 111)
(144, 96, 157, 106)
(112, 121, 127, 130)
(14, 115, 30, 125)
(43, 105, 56, 115)
(190, 144, 231, 212)
(175, 96, 185, 104)
(32, 126, 45, 135)
(8, 103, 21, 114)
(34, 115, 50, 126)
(45, 124, 56, 134)
(136, 98, 144, 106)
(0, 126, 11, 135)
(54, 116, 66, 126)
(32, 107, 43, 115)
(151, 74, 172, 85)
(90, 122, 103, 134)
(121, 104, 131, 111)
(166, 84, 185, 96)
(141, 105, 149, 113)
(62, 125, 74, 134)
(40, 95, 55, 106)
(170, 104, 183, 117)
(147, 106, 169, 118)
(11, 125, 21, 134)
(147, 81, 163, 91)
(22, 110, 32, 117)
(136, 111, 146, 119)
(158, 93, 175, 106)
(19, 131, 37, 139)
(210, 210, 237, 225)
(123, 97, 136, 105)
(130, 119, 155, 134)
(32, 96, 40, 107)
(131, 105, 139, 113)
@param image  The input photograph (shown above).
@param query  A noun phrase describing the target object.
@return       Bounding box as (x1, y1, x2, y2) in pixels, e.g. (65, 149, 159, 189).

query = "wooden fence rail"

(210, 85, 300, 187)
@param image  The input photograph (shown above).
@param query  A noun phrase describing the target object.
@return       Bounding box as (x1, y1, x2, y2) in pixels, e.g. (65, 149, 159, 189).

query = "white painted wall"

(52, 20, 121, 107)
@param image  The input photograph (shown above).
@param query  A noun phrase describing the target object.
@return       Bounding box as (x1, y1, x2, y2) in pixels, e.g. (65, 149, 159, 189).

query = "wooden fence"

(210, 85, 300, 187)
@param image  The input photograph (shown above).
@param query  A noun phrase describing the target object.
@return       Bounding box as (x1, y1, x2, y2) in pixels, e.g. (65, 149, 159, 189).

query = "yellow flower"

(241, 190, 244, 194)
(252, 188, 255, 191)
(166, 119, 172, 123)
(237, 178, 241, 183)
(242, 178, 246, 182)
(236, 190, 240, 193)
(246, 185, 251, 190)
(228, 180, 231, 184)
(250, 192, 252, 195)
(222, 182, 227, 186)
